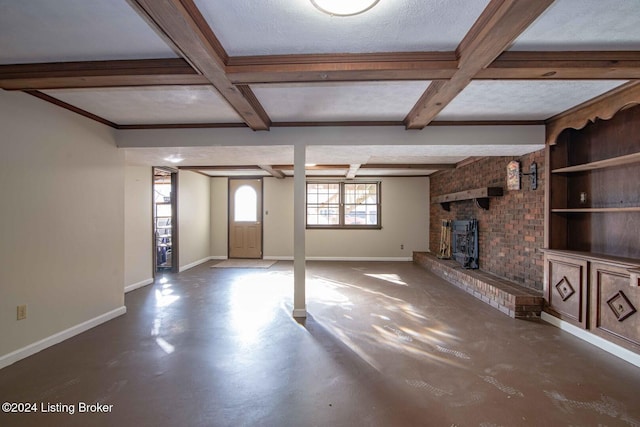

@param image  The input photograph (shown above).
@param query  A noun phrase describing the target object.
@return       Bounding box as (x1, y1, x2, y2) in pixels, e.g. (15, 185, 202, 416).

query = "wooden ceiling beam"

(126, 0, 271, 130)
(404, 0, 554, 129)
(115, 120, 539, 130)
(0, 59, 209, 90)
(4, 50, 636, 92)
(479, 51, 640, 80)
(226, 52, 457, 83)
(228, 51, 640, 84)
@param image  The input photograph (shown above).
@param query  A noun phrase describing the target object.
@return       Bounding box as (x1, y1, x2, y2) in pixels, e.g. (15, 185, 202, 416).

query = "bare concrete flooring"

(1, 261, 639, 426)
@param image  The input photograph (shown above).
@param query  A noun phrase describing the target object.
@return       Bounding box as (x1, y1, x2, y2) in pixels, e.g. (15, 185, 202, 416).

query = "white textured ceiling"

(1, 0, 637, 174)
(43, 87, 242, 125)
(0, 0, 177, 64)
(436, 80, 627, 121)
(125, 146, 294, 167)
(252, 81, 431, 122)
(511, 0, 640, 50)
(193, 0, 491, 55)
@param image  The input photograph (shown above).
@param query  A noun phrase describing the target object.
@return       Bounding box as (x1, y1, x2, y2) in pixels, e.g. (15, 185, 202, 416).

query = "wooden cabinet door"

(590, 262, 640, 351)
(544, 254, 588, 328)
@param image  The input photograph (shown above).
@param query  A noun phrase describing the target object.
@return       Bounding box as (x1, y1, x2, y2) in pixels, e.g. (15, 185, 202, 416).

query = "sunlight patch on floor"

(364, 273, 408, 286)
(228, 271, 290, 345)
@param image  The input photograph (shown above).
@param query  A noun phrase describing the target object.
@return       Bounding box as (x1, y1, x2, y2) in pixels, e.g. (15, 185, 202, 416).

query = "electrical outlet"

(17, 305, 27, 320)
(400, 244, 404, 250)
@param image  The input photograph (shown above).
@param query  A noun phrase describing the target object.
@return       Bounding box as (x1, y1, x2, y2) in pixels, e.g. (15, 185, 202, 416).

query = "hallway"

(1, 261, 639, 426)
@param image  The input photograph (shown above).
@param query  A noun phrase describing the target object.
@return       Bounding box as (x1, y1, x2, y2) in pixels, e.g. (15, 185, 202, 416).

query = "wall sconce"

(507, 161, 538, 190)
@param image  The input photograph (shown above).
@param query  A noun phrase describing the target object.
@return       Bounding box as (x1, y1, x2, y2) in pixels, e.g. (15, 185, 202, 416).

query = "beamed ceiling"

(1, 0, 639, 176)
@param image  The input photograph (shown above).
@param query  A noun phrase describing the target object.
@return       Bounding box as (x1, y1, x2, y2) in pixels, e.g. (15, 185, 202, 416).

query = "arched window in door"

(234, 185, 257, 222)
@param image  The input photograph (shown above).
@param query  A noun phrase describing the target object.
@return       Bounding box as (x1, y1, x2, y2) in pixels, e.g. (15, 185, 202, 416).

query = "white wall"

(178, 170, 211, 270)
(263, 177, 294, 258)
(262, 177, 429, 260)
(210, 177, 228, 258)
(309, 177, 429, 259)
(124, 166, 152, 291)
(0, 91, 125, 362)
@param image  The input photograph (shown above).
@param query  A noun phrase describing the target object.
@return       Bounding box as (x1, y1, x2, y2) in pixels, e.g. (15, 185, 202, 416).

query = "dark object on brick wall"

(451, 219, 479, 269)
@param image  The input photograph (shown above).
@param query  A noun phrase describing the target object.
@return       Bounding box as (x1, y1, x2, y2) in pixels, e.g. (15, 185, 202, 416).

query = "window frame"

(306, 181, 382, 230)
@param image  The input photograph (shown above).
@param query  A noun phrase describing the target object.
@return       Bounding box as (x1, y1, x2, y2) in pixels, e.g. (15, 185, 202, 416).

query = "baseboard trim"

(306, 256, 413, 262)
(124, 278, 153, 293)
(265, 256, 413, 262)
(541, 312, 640, 368)
(0, 306, 127, 370)
(264, 256, 294, 261)
(179, 256, 218, 272)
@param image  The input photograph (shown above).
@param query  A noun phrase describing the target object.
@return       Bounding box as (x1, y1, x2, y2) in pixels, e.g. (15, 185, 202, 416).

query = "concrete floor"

(1, 261, 639, 426)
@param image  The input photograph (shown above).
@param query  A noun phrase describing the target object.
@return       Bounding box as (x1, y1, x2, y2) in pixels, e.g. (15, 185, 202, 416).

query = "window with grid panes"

(306, 181, 380, 229)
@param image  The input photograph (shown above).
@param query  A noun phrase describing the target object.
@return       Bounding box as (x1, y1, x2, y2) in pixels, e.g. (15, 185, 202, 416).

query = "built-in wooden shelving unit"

(551, 207, 640, 213)
(551, 151, 640, 174)
(544, 103, 640, 355)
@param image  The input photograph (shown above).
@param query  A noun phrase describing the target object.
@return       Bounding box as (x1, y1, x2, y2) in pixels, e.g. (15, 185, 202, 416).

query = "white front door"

(229, 179, 262, 259)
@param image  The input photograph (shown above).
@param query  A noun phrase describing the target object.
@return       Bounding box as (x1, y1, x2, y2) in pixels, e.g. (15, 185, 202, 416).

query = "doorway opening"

(153, 167, 178, 273)
(229, 178, 263, 259)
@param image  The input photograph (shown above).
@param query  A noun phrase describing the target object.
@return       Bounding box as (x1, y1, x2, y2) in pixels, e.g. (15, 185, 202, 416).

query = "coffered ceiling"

(1, 0, 639, 176)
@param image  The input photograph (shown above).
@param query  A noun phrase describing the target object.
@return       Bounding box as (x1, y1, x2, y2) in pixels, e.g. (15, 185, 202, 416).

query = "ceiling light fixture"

(310, 0, 380, 16)
(164, 155, 184, 164)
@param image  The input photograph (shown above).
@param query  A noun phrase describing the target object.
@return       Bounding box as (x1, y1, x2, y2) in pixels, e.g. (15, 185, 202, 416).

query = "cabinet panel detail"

(606, 291, 636, 322)
(555, 276, 575, 301)
(590, 262, 640, 350)
(545, 255, 587, 328)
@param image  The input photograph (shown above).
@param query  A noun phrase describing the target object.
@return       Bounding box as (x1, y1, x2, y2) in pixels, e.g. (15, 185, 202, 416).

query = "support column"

(293, 143, 307, 318)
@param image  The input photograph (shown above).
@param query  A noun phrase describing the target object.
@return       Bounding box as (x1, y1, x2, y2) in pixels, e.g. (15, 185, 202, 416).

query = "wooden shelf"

(541, 249, 640, 268)
(552, 152, 640, 173)
(432, 187, 503, 211)
(551, 207, 640, 213)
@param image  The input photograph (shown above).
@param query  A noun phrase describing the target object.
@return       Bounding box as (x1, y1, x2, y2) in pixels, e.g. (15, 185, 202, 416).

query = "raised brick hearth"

(413, 252, 543, 318)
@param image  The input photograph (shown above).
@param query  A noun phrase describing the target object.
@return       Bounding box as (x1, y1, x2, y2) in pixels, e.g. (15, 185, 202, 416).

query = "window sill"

(306, 225, 382, 230)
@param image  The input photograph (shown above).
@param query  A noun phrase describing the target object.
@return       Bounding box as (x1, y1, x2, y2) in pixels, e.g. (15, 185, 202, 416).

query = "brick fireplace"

(429, 151, 545, 292)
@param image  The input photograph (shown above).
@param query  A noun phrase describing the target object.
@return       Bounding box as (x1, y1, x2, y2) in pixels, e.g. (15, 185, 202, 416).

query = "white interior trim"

(264, 256, 413, 261)
(124, 278, 154, 293)
(541, 312, 640, 368)
(117, 125, 544, 149)
(306, 256, 413, 262)
(179, 256, 216, 272)
(0, 306, 127, 370)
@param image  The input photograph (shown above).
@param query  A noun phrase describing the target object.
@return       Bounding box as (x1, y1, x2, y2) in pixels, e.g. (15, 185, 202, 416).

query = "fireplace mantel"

(432, 187, 503, 211)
